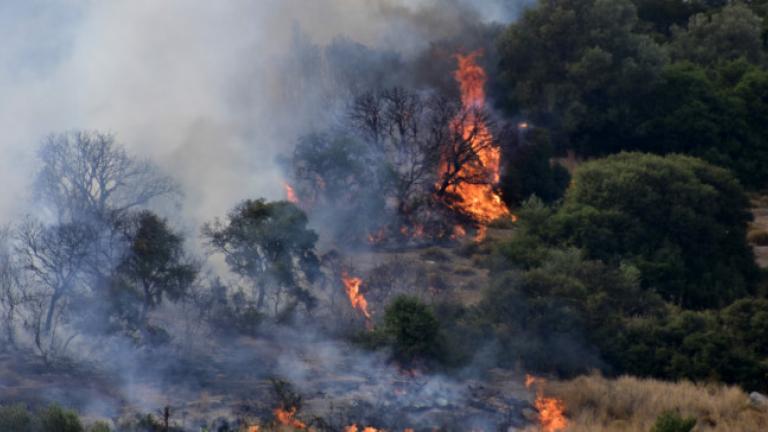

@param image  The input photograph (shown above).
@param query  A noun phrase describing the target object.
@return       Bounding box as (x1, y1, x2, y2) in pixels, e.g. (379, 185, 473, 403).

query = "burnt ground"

(0, 226, 537, 430)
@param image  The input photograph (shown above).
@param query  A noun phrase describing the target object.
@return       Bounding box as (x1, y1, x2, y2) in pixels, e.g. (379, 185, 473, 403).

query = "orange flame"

(367, 228, 387, 245)
(345, 425, 382, 432)
(246, 426, 260, 432)
(342, 273, 371, 321)
(284, 183, 299, 204)
(524, 375, 568, 432)
(438, 51, 512, 234)
(274, 406, 306, 429)
(525, 373, 536, 389)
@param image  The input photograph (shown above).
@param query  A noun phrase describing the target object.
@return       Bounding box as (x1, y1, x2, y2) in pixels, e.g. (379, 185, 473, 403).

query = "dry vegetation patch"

(547, 374, 768, 432)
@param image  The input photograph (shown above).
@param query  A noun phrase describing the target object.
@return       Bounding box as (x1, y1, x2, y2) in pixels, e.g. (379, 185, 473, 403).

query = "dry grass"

(748, 228, 768, 246)
(542, 373, 768, 432)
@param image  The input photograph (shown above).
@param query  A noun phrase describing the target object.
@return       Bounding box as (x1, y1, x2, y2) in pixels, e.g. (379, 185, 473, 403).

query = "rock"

(750, 392, 768, 408)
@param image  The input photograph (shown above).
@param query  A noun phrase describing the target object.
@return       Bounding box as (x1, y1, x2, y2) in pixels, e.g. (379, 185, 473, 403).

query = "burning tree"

(287, 51, 512, 245)
(202, 199, 320, 316)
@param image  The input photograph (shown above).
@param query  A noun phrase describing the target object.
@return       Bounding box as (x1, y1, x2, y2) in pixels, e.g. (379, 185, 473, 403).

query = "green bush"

(88, 421, 112, 432)
(651, 411, 696, 432)
(0, 404, 35, 432)
(552, 152, 757, 309)
(39, 405, 84, 432)
(383, 296, 443, 364)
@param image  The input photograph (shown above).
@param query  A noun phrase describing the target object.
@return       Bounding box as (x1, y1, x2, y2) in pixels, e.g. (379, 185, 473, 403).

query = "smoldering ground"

(0, 1, 576, 430)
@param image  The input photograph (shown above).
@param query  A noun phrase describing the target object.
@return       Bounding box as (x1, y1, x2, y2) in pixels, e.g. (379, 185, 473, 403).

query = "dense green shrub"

(88, 422, 111, 432)
(500, 130, 570, 207)
(382, 296, 443, 364)
(651, 411, 696, 432)
(552, 152, 757, 309)
(0, 404, 35, 432)
(39, 405, 84, 432)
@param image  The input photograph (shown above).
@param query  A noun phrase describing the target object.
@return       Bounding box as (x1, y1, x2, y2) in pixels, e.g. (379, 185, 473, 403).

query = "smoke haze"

(0, 0, 530, 228)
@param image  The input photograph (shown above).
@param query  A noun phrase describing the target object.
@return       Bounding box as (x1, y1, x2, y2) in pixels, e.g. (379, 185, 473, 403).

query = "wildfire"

(274, 406, 306, 429)
(344, 425, 380, 432)
(525, 373, 536, 389)
(524, 375, 568, 432)
(341, 273, 371, 322)
(438, 51, 512, 235)
(284, 183, 300, 204)
(367, 227, 387, 245)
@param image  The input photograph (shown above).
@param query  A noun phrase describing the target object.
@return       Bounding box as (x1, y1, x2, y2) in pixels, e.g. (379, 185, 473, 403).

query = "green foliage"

(553, 152, 757, 309)
(497, 0, 668, 151)
(497, 0, 768, 188)
(112, 211, 198, 332)
(481, 241, 661, 374)
(0, 404, 35, 432)
(382, 296, 443, 364)
(39, 405, 84, 432)
(651, 411, 696, 432)
(669, 4, 764, 66)
(87, 422, 111, 432)
(501, 130, 570, 207)
(632, 0, 710, 37)
(631, 61, 768, 187)
(203, 199, 320, 313)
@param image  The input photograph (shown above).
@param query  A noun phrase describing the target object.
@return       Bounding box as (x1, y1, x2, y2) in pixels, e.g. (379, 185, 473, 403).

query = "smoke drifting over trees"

(3, 1, 768, 431)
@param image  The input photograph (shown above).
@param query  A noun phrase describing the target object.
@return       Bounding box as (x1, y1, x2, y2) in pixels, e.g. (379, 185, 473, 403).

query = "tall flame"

(524, 375, 568, 432)
(274, 406, 306, 429)
(344, 425, 381, 432)
(438, 51, 512, 238)
(342, 273, 371, 321)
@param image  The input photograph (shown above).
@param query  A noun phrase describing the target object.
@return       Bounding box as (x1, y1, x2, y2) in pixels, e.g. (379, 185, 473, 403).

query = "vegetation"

(545, 373, 768, 432)
(473, 153, 768, 389)
(4, 0, 768, 429)
(0, 404, 87, 432)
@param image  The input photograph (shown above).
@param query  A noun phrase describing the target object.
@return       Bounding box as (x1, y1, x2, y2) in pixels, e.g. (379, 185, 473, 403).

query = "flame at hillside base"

(342, 273, 372, 328)
(274, 406, 306, 429)
(525, 375, 568, 432)
(437, 51, 512, 237)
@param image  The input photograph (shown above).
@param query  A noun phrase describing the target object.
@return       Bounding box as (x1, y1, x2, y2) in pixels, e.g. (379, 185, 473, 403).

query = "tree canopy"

(551, 152, 757, 309)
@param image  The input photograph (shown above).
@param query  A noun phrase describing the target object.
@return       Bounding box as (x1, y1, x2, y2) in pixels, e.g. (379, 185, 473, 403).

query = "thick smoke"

(0, 1, 541, 429)
(0, 0, 531, 228)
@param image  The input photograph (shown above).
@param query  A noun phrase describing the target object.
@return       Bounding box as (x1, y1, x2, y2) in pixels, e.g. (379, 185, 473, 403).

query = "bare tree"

(16, 218, 95, 358)
(432, 105, 498, 197)
(0, 228, 21, 350)
(35, 130, 180, 223)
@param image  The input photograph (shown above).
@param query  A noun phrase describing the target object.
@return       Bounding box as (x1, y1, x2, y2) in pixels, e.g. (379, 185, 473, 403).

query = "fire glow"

(284, 183, 300, 204)
(437, 51, 512, 238)
(525, 374, 568, 432)
(274, 406, 306, 429)
(341, 273, 372, 325)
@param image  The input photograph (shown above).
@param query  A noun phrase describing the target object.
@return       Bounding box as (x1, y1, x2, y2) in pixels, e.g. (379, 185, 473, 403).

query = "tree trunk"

(43, 290, 62, 333)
